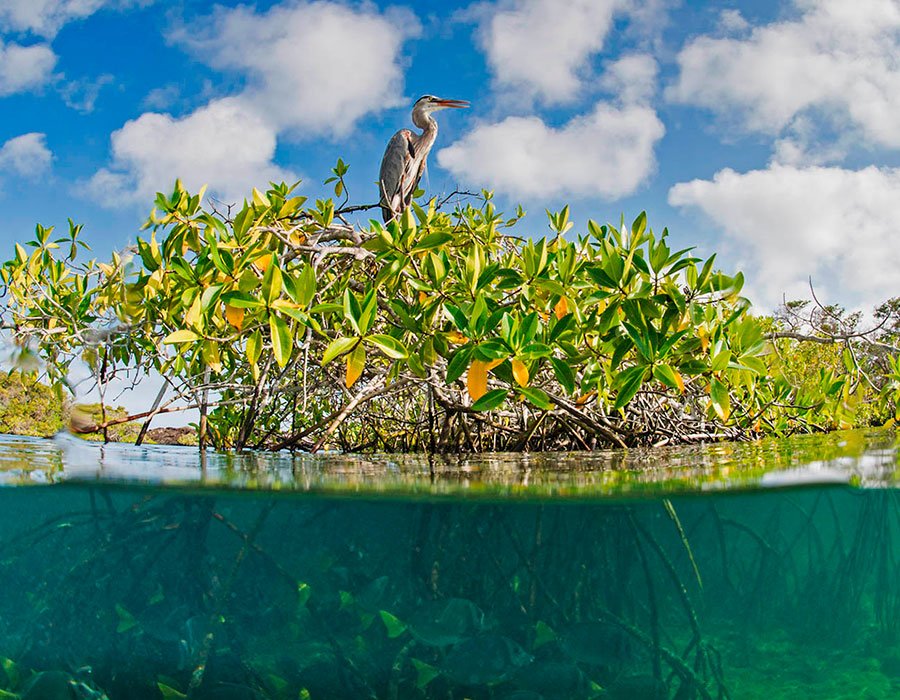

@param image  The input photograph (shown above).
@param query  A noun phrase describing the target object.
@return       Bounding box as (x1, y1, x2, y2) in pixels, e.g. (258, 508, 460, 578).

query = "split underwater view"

(0, 429, 899, 700)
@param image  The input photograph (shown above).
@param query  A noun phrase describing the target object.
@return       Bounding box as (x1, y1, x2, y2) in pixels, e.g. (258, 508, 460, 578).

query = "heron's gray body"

(378, 95, 467, 223)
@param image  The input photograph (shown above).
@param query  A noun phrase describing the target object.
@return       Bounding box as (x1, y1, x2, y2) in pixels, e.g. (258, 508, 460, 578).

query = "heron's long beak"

(436, 99, 469, 109)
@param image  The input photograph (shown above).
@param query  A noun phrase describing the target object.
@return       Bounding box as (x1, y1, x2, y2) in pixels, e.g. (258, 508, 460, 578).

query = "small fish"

(355, 576, 392, 613)
(605, 673, 668, 700)
(514, 660, 590, 698)
(192, 684, 262, 700)
(497, 692, 544, 700)
(441, 634, 533, 686)
(409, 598, 487, 647)
(560, 621, 633, 667)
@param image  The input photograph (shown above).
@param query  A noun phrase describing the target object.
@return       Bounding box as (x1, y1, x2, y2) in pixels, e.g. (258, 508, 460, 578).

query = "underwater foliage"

(0, 478, 899, 699)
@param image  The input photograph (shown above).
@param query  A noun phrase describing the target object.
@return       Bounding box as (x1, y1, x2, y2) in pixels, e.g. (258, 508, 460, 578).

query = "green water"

(0, 431, 898, 699)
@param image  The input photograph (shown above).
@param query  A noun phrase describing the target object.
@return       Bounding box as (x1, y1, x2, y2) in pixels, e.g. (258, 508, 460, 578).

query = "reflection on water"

(0, 430, 897, 698)
(0, 429, 897, 496)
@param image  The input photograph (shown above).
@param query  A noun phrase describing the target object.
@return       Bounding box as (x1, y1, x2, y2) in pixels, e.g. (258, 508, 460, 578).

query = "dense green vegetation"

(0, 371, 64, 438)
(1, 169, 897, 451)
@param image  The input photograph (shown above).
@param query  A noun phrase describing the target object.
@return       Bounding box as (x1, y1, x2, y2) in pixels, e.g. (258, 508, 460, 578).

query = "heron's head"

(413, 95, 470, 115)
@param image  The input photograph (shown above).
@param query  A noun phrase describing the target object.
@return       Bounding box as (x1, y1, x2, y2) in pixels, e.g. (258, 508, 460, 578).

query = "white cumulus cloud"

(0, 40, 57, 96)
(0, 0, 148, 38)
(438, 102, 664, 200)
(717, 9, 749, 34)
(668, 164, 900, 308)
(172, 1, 420, 137)
(668, 0, 900, 151)
(89, 0, 418, 207)
(473, 0, 626, 104)
(0, 133, 53, 180)
(599, 54, 658, 105)
(85, 97, 295, 207)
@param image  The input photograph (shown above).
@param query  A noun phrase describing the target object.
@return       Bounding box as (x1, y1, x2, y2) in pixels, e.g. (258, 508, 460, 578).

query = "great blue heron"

(379, 95, 469, 222)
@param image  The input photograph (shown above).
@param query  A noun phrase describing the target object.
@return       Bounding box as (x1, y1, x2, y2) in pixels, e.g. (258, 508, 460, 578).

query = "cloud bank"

(0, 0, 149, 38)
(0, 40, 56, 96)
(0, 133, 53, 180)
(474, 0, 626, 104)
(668, 0, 900, 155)
(439, 102, 664, 200)
(669, 164, 900, 308)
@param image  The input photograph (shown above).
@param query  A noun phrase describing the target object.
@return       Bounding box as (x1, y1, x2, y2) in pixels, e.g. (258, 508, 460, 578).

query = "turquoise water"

(0, 430, 898, 699)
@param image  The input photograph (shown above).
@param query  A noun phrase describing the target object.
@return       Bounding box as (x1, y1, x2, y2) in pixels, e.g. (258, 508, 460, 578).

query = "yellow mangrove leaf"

(575, 390, 596, 407)
(254, 253, 273, 274)
(554, 297, 568, 320)
(467, 359, 489, 401)
(225, 304, 244, 330)
(512, 359, 529, 387)
(252, 187, 270, 207)
(164, 329, 201, 344)
(202, 341, 222, 373)
(346, 342, 366, 388)
(698, 326, 710, 353)
(184, 294, 202, 329)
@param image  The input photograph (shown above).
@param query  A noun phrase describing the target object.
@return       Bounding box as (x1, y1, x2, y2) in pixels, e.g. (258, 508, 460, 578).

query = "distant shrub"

(0, 371, 64, 437)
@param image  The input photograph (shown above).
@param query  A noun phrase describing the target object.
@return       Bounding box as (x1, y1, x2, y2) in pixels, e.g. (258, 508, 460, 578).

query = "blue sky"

(2, 0, 899, 312)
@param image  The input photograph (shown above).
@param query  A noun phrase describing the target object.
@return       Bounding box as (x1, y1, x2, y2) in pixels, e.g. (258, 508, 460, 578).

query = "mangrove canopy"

(1, 168, 898, 451)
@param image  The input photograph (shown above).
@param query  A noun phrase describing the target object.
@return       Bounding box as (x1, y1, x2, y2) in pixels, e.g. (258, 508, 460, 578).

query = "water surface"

(0, 430, 897, 699)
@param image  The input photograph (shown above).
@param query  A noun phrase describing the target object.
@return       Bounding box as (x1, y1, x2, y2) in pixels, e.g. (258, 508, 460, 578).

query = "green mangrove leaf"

(221, 291, 263, 309)
(379, 610, 407, 639)
(343, 289, 362, 334)
(519, 386, 552, 410)
(246, 330, 262, 366)
(298, 264, 316, 307)
(475, 339, 510, 361)
(446, 345, 474, 384)
(163, 330, 200, 344)
(550, 357, 576, 395)
(412, 231, 453, 252)
(412, 660, 439, 689)
(0, 657, 21, 689)
(262, 260, 282, 305)
(269, 314, 293, 368)
(653, 364, 684, 393)
(534, 621, 556, 649)
(614, 365, 647, 410)
(115, 603, 139, 633)
(322, 337, 357, 365)
(711, 349, 732, 373)
(472, 388, 508, 411)
(157, 682, 187, 699)
(518, 342, 552, 360)
(365, 334, 408, 359)
(710, 377, 731, 421)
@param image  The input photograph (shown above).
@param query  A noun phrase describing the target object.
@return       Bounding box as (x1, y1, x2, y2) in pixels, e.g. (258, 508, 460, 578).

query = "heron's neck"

(412, 110, 438, 146)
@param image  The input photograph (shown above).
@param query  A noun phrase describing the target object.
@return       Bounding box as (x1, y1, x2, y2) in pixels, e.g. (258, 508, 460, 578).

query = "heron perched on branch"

(378, 95, 468, 223)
